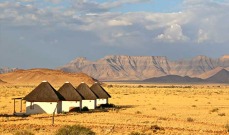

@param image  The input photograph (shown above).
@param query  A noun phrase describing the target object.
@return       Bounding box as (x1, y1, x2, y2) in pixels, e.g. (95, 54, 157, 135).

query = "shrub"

(210, 108, 219, 113)
(225, 123, 229, 132)
(107, 85, 113, 88)
(187, 117, 194, 122)
(14, 130, 34, 135)
(218, 113, 226, 116)
(152, 107, 156, 110)
(98, 103, 115, 109)
(135, 111, 141, 114)
(191, 105, 196, 107)
(150, 125, 164, 132)
(56, 125, 95, 135)
(129, 132, 146, 135)
(81, 106, 89, 111)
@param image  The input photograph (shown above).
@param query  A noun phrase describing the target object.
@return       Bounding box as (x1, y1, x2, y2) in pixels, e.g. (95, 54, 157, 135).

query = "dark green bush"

(56, 125, 95, 135)
(82, 106, 89, 111)
(98, 103, 115, 109)
(14, 130, 34, 135)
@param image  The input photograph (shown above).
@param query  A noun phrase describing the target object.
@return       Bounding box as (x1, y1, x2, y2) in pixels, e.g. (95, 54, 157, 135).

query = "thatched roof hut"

(24, 81, 64, 102)
(58, 82, 83, 101)
(76, 82, 97, 100)
(90, 82, 111, 98)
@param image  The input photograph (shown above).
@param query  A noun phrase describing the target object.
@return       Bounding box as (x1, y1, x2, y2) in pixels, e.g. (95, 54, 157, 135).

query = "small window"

(30, 102, 34, 109)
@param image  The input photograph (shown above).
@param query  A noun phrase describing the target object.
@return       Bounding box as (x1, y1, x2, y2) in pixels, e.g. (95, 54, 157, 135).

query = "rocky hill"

(205, 69, 229, 83)
(58, 55, 229, 81)
(0, 68, 97, 86)
(143, 75, 204, 83)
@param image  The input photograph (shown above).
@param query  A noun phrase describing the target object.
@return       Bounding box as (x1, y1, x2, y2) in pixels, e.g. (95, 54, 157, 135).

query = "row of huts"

(23, 81, 111, 114)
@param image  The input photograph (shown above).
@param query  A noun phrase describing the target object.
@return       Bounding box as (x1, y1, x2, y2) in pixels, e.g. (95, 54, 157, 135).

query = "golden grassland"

(0, 83, 229, 135)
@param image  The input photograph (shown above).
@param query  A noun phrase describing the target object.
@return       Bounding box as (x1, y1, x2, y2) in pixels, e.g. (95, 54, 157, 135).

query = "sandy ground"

(0, 84, 229, 135)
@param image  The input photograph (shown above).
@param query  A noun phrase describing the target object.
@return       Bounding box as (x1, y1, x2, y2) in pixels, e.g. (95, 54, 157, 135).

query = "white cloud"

(197, 29, 208, 43)
(101, 0, 151, 9)
(107, 19, 132, 26)
(156, 24, 189, 42)
(1, 0, 229, 68)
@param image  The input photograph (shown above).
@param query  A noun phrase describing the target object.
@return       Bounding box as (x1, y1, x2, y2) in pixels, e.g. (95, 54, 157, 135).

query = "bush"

(81, 106, 89, 111)
(210, 108, 219, 113)
(187, 117, 194, 122)
(56, 125, 95, 135)
(150, 125, 164, 132)
(135, 111, 142, 114)
(129, 132, 146, 135)
(225, 123, 229, 132)
(218, 113, 226, 116)
(14, 130, 34, 135)
(98, 103, 115, 109)
(107, 85, 113, 88)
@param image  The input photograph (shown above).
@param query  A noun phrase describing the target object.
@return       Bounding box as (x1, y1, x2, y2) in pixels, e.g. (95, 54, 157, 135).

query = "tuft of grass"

(218, 113, 226, 116)
(135, 111, 142, 114)
(150, 125, 164, 133)
(129, 132, 147, 135)
(191, 105, 197, 107)
(152, 107, 156, 110)
(14, 130, 34, 135)
(225, 123, 229, 132)
(56, 125, 95, 135)
(210, 108, 219, 113)
(187, 117, 194, 122)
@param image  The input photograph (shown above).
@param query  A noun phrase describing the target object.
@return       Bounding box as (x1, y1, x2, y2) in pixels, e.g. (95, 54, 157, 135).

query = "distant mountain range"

(1, 55, 228, 84)
(143, 75, 204, 83)
(143, 69, 229, 84)
(58, 55, 229, 82)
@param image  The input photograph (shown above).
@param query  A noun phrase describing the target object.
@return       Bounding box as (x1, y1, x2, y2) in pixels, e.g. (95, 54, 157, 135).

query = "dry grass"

(0, 83, 229, 135)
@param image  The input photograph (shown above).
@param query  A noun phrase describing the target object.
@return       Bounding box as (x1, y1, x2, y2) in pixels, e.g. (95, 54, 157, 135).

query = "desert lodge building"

(19, 81, 111, 114)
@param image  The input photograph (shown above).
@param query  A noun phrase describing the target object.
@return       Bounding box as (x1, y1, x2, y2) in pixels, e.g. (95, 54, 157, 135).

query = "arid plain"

(0, 83, 229, 135)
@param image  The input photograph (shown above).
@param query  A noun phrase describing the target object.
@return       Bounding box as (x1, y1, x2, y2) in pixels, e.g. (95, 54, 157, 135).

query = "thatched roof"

(58, 82, 83, 101)
(90, 83, 111, 98)
(24, 81, 65, 102)
(76, 82, 97, 100)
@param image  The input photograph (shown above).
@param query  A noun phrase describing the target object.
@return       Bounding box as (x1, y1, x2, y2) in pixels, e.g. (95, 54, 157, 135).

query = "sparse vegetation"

(150, 125, 164, 132)
(0, 84, 229, 135)
(129, 132, 147, 135)
(187, 117, 194, 122)
(152, 107, 156, 110)
(14, 130, 34, 135)
(225, 123, 229, 132)
(98, 103, 115, 109)
(218, 113, 226, 116)
(55, 125, 95, 135)
(210, 108, 219, 113)
(135, 111, 142, 114)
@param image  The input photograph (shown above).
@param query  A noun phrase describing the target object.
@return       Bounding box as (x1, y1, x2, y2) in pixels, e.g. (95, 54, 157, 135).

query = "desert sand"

(0, 83, 229, 135)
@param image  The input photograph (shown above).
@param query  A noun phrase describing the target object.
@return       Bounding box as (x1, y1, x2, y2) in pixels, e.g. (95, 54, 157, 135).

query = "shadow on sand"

(0, 114, 29, 118)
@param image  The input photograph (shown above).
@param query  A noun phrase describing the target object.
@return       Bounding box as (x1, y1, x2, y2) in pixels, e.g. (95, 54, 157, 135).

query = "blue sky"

(111, 0, 183, 13)
(0, 0, 229, 68)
